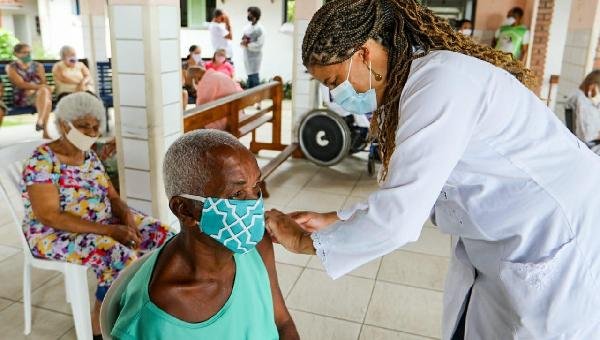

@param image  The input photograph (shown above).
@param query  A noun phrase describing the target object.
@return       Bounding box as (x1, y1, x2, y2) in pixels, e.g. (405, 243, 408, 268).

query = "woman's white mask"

(65, 122, 98, 151)
(588, 85, 600, 107)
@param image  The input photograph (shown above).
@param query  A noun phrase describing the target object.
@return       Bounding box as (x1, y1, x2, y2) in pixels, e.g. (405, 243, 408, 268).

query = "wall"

(594, 34, 600, 68)
(179, 0, 294, 83)
(530, 0, 553, 94)
(0, 0, 41, 50)
(38, 0, 84, 57)
(557, 0, 600, 109)
(473, 0, 534, 45)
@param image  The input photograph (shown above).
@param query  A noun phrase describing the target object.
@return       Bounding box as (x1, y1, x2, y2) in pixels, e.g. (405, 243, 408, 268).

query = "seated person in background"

(52, 45, 94, 99)
(568, 70, 600, 154)
(0, 83, 7, 128)
(457, 19, 473, 37)
(112, 130, 299, 340)
(185, 45, 204, 68)
(205, 49, 235, 78)
(21, 92, 172, 337)
(6, 43, 52, 138)
(194, 66, 244, 130)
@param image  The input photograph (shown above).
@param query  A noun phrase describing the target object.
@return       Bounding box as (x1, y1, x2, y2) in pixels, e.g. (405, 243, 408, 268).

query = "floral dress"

(21, 144, 173, 301)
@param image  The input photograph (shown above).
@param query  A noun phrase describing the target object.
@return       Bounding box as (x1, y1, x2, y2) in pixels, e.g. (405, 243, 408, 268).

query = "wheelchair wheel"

(298, 109, 351, 166)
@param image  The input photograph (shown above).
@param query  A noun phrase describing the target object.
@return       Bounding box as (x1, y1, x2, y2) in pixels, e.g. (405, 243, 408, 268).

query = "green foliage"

(286, 0, 295, 23)
(31, 41, 57, 60)
(0, 29, 19, 61)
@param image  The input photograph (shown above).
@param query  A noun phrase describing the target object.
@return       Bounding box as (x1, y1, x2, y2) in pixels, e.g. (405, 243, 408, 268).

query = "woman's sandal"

(35, 123, 43, 131)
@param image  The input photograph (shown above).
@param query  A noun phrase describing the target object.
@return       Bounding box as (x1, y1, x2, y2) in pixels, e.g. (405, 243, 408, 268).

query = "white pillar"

(80, 0, 109, 92)
(291, 0, 322, 142)
(108, 0, 183, 225)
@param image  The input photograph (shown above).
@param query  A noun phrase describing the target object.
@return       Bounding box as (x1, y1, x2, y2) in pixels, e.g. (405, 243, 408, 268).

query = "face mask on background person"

(180, 193, 266, 254)
(459, 29, 473, 36)
(503, 16, 516, 26)
(19, 54, 32, 64)
(67, 56, 77, 64)
(330, 55, 378, 115)
(65, 122, 99, 152)
(247, 15, 254, 22)
(192, 53, 202, 63)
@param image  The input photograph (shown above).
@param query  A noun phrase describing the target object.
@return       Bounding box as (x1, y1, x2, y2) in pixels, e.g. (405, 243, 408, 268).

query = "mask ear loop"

(346, 55, 353, 82)
(369, 60, 373, 90)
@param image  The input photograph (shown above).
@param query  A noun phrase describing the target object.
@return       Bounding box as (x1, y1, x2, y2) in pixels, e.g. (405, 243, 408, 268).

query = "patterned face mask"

(180, 194, 265, 254)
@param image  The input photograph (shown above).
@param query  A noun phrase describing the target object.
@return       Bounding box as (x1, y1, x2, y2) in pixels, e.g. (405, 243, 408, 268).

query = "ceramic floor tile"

(287, 269, 374, 323)
(286, 189, 347, 213)
(304, 168, 360, 196)
(0, 244, 19, 262)
(365, 281, 443, 338)
(275, 263, 303, 298)
(401, 227, 451, 258)
(350, 177, 379, 198)
(378, 250, 449, 291)
(274, 243, 312, 267)
(25, 273, 96, 315)
(290, 309, 362, 340)
(359, 325, 434, 340)
(58, 327, 76, 340)
(0, 224, 24, 248)
(307, 256, 381, 280)
(0, 253, 61, 300)
(265, 161, 320, 188)
(263, 185, 302, 207)
(0, 302, 74, 340)
(0, 297, 13, 311)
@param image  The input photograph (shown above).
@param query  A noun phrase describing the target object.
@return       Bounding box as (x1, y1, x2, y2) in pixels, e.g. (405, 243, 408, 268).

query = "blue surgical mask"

(330, 56, 378, 115)
(180, 194, 265, 254)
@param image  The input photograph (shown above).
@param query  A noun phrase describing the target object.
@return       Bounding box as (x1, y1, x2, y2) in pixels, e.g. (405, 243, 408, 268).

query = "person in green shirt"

(493, 7, 530, 62)
(111, 130, 299, 339)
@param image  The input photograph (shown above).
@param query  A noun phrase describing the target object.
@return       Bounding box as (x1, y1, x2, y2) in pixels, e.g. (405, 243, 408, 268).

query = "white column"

(80, 0, 109, 92)
(557, 0, 600, 110)
(291, 0, 322, 142)
(108, 0, 183, 226)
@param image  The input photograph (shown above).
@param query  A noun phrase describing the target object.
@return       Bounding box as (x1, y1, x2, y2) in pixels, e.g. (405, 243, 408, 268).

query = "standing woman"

(266, 1, 600, 339)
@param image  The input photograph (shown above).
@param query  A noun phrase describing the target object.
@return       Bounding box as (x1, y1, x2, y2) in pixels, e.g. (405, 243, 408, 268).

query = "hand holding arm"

(265, 209, 315, 255)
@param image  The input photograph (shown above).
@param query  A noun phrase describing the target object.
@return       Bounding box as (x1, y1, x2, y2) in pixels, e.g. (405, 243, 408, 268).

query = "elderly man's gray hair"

(59, 45, 75, 59)
(54, 92, 106, 131)
(163, 130, 243, 199)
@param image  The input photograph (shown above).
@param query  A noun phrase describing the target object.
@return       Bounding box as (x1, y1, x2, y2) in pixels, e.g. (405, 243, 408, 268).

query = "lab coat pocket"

(499, 238, 600, 337)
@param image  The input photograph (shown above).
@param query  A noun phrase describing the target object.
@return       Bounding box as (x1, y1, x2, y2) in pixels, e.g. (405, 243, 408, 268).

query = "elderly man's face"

(203, 145, 261, 200)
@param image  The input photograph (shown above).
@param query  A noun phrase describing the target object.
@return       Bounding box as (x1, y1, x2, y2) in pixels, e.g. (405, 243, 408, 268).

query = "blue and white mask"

(330, 56, 378, 115)
(180, 194, 265, 254)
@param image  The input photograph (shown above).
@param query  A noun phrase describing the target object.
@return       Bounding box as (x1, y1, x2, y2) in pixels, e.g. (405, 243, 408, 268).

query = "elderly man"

(111, 130, 299, 339)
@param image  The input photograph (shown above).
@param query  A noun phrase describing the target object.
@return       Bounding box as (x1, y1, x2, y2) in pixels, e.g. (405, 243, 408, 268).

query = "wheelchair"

(298, 108, 380, 176)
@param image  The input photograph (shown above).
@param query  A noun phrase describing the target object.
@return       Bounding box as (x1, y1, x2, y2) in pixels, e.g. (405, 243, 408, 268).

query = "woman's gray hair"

(163, 130, 243, 199)
(54, 92, 106, 132)
(59, 45, 75, 59)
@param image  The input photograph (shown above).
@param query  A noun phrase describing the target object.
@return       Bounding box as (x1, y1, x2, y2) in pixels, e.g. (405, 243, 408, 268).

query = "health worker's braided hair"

(302, 0, 535, 180)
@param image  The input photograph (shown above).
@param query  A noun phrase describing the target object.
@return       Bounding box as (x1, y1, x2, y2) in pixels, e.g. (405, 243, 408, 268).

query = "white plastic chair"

(0, 141, 92, 340)
(100, 251, 152, 340)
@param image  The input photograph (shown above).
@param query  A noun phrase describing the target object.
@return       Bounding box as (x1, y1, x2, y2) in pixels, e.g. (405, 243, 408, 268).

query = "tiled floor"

(0, 101, 451, 339)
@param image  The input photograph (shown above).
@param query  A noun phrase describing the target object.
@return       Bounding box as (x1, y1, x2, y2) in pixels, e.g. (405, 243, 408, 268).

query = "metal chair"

(0, 141, 92, 340)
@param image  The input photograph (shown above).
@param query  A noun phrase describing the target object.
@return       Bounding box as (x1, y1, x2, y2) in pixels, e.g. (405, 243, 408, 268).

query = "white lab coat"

(242, 23, 264, 75)
(208, 22, 233, 58)
(312, 51, 600, 339)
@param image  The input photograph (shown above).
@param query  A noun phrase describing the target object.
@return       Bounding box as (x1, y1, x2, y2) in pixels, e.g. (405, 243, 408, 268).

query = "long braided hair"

(302, 0, 536, 180)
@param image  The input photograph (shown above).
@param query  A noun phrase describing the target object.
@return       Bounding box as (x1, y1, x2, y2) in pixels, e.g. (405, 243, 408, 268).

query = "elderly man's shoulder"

(255, 232, 276, 267)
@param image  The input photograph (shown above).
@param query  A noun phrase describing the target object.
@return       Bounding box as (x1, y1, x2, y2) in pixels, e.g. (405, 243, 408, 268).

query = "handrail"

(183, 79, 281, 117)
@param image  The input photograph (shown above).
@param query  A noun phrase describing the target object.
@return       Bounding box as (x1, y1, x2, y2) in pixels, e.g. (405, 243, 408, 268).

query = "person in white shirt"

(567, 70, 600, 154)
(208, 9, 233, 58)
(266, 1, 600, 339)
(241, 6, 264, 89)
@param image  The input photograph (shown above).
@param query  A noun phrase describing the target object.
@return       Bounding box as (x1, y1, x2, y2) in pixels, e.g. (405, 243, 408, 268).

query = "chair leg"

(22, 260, 32, 335)
(64, 272, 71, 304)
(65, 265, 93, 340)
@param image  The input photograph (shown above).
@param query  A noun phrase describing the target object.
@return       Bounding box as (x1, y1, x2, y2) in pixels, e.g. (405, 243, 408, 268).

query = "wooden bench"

(183, 76, 299, 197)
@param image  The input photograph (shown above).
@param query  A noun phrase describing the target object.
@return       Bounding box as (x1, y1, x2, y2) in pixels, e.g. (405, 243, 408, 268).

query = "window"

(283, 0, 295, 23)
(180, 0, 217, 29)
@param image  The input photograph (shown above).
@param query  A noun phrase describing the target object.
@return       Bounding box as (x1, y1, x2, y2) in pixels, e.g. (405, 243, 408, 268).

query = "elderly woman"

(21, 92, 172, 337)
(52, 45, 94, 99)
(6, 43, 52, 138)
(205, 49, 235, 78)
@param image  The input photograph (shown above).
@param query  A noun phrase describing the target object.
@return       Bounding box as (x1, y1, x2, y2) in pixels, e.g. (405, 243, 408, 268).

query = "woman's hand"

(109, 224, 142, 249)
(288, 211, 340, 232)
(265, 209, 315, 255)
